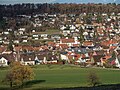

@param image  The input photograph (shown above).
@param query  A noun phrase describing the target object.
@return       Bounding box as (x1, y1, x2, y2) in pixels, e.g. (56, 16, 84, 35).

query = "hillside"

(53, 0, 119, 4)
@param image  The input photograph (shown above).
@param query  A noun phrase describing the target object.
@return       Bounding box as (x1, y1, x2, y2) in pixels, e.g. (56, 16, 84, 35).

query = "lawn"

(31, 29, 60, 35)
(0, 65, 120, 90)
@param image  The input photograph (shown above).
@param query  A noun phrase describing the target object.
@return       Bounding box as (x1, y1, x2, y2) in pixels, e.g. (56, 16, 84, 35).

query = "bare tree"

(87, 71, 101, 87)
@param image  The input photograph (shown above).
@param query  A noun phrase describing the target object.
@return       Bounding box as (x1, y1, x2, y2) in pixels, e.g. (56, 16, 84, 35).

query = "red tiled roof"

(109, 39, 118, 44)
(106, 27, 112, 31)
(101, 55, 111, 61)
(33, 47, 41, 51)
(74, 54, 81, 60)
(59, 44, 69, 49)
(82, 41, 93, 46)
(98, 31, 104, 35)
(81, 54, 86, 58)
(101, 39, 118, 46)
(14, 46, 22, 51)
(0, 47, 7, 53)
(73, 44, 80, 47)
(68, 55, 73, 60)
(67, 52, 72, 55)
(61, 38, 75, 43)
(109, 46, 117, 50)
(97, 27, 104, 32)
(48, 42, 55, 46)
(111, 60, 115, 65)
(93, 51, 97, 56)
(22, 45, 34, 51)
(41, 45, 48, 50)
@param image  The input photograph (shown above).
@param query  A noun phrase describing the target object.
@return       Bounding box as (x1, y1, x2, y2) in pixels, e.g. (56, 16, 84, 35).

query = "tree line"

(0, 3, 120, 18)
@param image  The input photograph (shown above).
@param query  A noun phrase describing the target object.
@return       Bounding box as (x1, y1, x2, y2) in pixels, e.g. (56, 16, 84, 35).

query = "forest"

(0, 3, 120, 19)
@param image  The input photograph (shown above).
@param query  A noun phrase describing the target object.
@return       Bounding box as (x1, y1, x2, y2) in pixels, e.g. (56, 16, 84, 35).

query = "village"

(0, 12, 120, 68)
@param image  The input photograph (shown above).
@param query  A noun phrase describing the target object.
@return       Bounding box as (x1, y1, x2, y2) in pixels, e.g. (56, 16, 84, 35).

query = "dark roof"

(117, 54, 120, 63)
(20, 54, 35, 61)
(60, 51, 68, 55)
(36, 50, 49, 55)
(36, 55, 45, 60)
(108, 57, 115, 61)
(102, 45, 109, 49)
(96, 50, 105, 55)
(47, 55, 58, 61)
(82, 57, 90, 59)
(117, 50, 120, 54)
(0, 54, 15, 61)
(93, 55, 104, 62)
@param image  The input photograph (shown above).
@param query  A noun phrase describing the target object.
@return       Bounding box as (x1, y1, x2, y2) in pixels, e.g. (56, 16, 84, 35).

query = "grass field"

(31, 29, 60, 35)
(0, 65, 120, 90)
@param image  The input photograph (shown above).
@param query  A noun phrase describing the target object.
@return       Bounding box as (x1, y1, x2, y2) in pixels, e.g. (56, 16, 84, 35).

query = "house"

(32, 34, 39, 40)
(48, 42, 55, 47)
(35, 56, 40, 64)
(18, 28, 25, 35)
(62, 30, 71, 36)
(20, 54, 35, 65)
(81, 57, 91, 64)
(40, 45, 49, 50)
(34, 18, 42, 27)
(41, 34, 48, 39)
(33, 47, 42, 52)
(97, 27, 104, 36)
(93, 55, 104, 66)
(21, 45, 34, 52)
(14, 46, 22, 52)
(0, 54, 16, 65)
(109, 39, 118, 47)
(85, 25, 94, 30)
(59, 38, 76, 47)
(34, 55, 45, 64)
(60, 52, 68, 62)
(67, 53, 75, 63)
(3, 40, 10, 45)
(2, 50, 12, 54)
(47, 55, 58, 64)
(51, 34, 61, 40)
(0, 46, 6, 54)
(95, 50, 106, 56)
(59, 44, 69, 49)
(2, 31, 9, 35)
(22, 39, 28, 43)
(60, 25, 66, 30)
(75, 54, 89, 65)
(100, 55, 111, 66)
(21, 35, 28, 43)
(0, 37, 3, 44)
(70, 25, 76, 30)
(72, 32, 79, 37)
(13, 40, 20, 44)
(115, 54, 120, 68)
(32, 30, 36, 33)
(0, 56, 8, 66)
(82, 41, 94, 47)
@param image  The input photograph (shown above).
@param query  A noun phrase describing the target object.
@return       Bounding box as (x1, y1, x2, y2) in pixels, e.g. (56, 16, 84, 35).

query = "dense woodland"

(0, 3, 120, 19)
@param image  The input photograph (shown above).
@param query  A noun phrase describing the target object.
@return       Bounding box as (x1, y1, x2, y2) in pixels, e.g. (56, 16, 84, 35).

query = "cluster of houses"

(0, 12, 120, 68)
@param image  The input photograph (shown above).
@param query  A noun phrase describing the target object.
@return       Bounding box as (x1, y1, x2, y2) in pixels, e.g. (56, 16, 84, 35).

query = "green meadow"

(0, 65, 120, 90)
